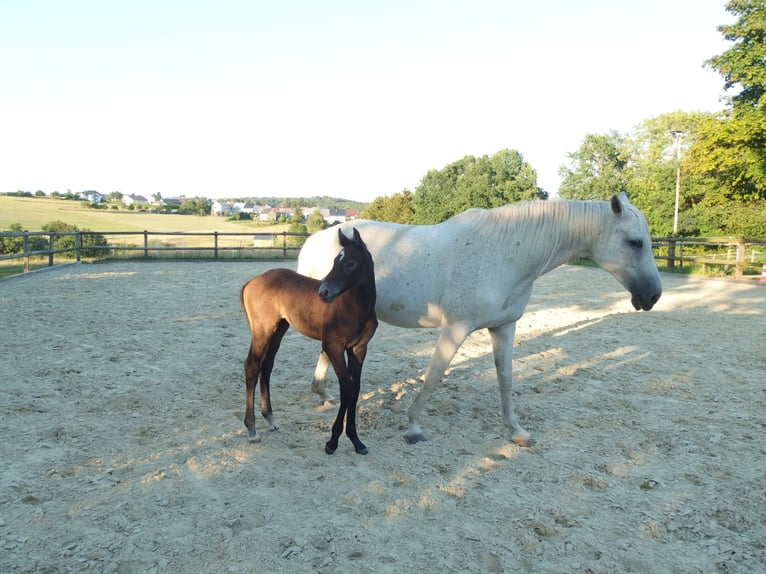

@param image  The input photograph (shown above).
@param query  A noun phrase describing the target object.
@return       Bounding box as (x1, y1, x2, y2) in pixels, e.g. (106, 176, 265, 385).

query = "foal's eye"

(627, 238, 644, 250)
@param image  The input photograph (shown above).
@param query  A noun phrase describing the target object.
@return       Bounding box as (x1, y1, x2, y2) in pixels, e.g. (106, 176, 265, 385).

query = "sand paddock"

(1, 261, 764, 573)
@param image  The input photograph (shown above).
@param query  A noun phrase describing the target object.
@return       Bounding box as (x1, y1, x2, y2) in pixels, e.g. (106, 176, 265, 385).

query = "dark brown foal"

(240, 228, 377, 454)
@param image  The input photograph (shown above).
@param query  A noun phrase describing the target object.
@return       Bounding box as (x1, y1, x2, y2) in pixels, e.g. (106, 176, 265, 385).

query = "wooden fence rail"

(2, 231, 766, 277)
(0, 230, 310, 273)
(651, 236, 766, 277)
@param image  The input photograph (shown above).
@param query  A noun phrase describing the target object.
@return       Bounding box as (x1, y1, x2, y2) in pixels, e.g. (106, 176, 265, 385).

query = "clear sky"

(0, 0, 733, 202)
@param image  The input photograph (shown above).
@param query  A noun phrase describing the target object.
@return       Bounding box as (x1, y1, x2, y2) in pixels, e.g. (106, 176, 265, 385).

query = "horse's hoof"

(355, 445, 369, 455)
(404, 432, 427, 444)
(325, 442, 337, 455)
(512, 435, 535, 448)
(248, 432, 261, 444)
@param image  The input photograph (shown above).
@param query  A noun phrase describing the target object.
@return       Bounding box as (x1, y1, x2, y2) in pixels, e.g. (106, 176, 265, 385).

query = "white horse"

(297, 193, 662, 447)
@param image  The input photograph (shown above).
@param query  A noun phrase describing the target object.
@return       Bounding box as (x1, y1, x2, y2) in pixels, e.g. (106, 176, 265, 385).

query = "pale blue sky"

(1, 0, 732, 202)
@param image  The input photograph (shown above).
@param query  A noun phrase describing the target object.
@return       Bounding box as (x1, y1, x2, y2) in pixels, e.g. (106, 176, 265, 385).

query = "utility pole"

(670, 130, 683, 235)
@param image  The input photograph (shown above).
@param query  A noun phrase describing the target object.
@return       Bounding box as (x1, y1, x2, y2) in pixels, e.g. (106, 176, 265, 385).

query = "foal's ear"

(351, 227, 363, 245)
(338, 228, 350, 246)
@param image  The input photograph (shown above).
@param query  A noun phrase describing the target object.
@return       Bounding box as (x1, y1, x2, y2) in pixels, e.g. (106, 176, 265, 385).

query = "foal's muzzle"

(318, 283, 339, 304)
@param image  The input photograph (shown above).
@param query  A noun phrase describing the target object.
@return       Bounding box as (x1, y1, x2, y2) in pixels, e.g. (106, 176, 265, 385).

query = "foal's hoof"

(404, 432, 427, 445)
(325, 442, 338, 455)
(355, 444, 369, 455)
(247, 431, 261, 444)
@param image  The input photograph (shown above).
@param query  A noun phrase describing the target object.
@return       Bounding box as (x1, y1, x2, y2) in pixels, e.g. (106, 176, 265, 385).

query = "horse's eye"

(627, 239, 643, 250)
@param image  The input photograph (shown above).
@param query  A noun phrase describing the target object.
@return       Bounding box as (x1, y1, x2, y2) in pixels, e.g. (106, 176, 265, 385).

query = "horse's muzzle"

(631, 289, 661, 311)
(318, 284, 338, 304)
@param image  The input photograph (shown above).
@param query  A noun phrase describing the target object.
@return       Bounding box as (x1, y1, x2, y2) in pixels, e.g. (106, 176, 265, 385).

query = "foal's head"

(318, 228, 374, 304)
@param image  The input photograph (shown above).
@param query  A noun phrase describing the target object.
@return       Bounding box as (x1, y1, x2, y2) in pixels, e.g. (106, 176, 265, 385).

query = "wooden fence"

(0, 230, 310, 273)
(2, 230, 765, 278)
(651, 236, 766, 277)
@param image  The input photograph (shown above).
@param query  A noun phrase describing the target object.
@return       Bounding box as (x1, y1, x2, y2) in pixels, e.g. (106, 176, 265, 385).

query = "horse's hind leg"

(489, 322, 533, 447)
(259, 320, 289, 432)
(310, 351, 334, 405)
(244, 343, 263, 442)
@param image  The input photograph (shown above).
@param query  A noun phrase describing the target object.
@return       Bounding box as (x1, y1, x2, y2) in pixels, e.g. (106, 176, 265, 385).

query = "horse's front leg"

(323, 347, 367, 455)
(405, 323, 470, 444)
(343, 346, 368, 454)
(310, 350, 334, 405)
(489, 322, 533, 447)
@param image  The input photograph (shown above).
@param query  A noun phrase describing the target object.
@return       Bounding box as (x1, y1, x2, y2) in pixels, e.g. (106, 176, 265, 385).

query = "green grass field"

(0, 195, 289, 233)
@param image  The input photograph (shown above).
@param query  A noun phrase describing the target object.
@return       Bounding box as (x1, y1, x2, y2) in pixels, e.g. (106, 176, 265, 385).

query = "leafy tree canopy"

(361, 189, 415, 224)
(412, 149, 547, 224)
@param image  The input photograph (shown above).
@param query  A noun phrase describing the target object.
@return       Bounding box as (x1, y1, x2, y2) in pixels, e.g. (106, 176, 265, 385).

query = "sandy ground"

(1, 260, 764, 573)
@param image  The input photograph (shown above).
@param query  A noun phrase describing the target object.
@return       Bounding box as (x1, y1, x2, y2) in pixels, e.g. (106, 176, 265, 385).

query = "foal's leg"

(489, 322, 533, 447)
(342, 346, 368, 454)
(323, 348, 368, 455)
(258, 320, 289, 432)
(310, 351, 334, 405)
(405, 323, 470, 444)
(244, 342, 264, 442)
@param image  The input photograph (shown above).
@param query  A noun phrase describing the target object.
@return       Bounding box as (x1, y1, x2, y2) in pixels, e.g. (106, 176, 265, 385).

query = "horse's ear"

(610, 194, 623, 217)
(338, 228, 350, 246)
(352, 227, 363, 245)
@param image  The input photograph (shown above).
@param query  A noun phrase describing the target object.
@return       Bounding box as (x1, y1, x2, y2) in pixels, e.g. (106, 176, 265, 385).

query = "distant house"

(80, 190, 106, 203)
(258, 207, 277, 222)
(122, 194, 149, 206)
(211, 201, 232, 216)
(326, 208, 348, 225)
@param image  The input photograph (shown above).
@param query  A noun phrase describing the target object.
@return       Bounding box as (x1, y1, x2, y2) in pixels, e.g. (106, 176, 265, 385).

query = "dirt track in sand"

(1, 261, 764, 573)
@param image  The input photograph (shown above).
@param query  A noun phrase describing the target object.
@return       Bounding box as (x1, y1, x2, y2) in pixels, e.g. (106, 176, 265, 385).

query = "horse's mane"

(460, 199, 613, 257)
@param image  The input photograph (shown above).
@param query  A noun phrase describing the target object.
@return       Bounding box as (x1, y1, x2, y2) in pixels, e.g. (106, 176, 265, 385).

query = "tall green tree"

(361, 189, 415, 223)
(412, 149, 545, 224)
(689, 0, 766, 204)
(627, 111, 715, 235)
(305, 210, 329, 233)
(705, 0, 766, 109)
(558, 131, 629, 200)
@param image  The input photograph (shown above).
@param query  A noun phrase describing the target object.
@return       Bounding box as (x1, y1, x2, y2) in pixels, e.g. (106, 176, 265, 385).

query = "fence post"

(281, 232, 287, 259)
(736, 239, 745, 278)
(49, 232, 55, 267)
(23, 232, 30, 273)
(667, 239, 676, 272)
(76, 232, 82, 262)
(144, 231, 149, 259)
(214, 231, 219, 260)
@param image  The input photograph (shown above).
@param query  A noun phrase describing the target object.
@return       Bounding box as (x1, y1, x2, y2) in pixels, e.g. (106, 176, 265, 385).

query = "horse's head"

(318, 228, 375, 304)
(591, 193, 662, 311)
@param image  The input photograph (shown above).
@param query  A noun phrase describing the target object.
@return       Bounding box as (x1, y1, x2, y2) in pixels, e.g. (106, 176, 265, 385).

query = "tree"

(286, 221, 308, 247)
(1, 223, 24, 254)
(627, 111, 715, 235)
(705, 0, 766, 110)
(412, 149, 545, 224)
(691, 0, 766, 203)
(361, 189, 415, 223)
(180, 197, 210, 216)
(558, 132, 630, 200)
(306, 210, 329, 233)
